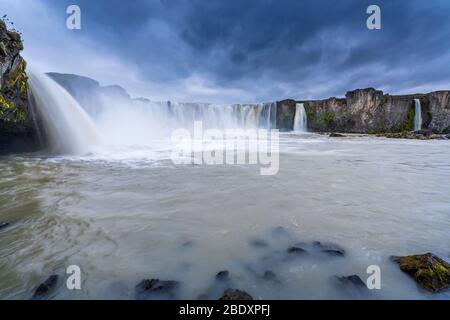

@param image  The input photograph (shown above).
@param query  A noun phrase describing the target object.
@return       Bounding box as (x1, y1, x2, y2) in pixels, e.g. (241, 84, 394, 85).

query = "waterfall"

(414, 99, 422, 131)
(293, 103, 307, 132)
(27, 72, 278, 155)
(28, 72, 99, 154)
(164, 101, 276, 130)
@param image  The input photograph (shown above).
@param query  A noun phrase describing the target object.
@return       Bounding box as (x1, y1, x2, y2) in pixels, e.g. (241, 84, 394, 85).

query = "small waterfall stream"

(293, 103, 307, 132)
(414, 99, 422, 131)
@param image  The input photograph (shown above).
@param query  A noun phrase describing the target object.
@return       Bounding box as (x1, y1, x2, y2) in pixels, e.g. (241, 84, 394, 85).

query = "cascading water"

(28, 72, 278, 156)
(293, 103, 307, 132)
(28, 72, 99, 154)
(414, 99, 422, 131)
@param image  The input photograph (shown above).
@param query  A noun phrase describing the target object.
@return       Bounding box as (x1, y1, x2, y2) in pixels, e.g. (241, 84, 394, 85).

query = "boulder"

(215, 270, 230, 281)
(335, 275, 366, 289)
(313, 241, 346, 257)
(0, 222, 10, 230)
(135, 278, 179, 299)
(287, 246, 308, 255)
(219, 289, 253, 300)
(32, 275, 58, 300)
(391, 253, 450, 292)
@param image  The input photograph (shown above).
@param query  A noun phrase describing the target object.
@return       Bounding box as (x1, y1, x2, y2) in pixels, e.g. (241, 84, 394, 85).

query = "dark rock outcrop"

(276, 99, 296, 131)
(32, 275, 59, 300)
(0, 20, 38, 154)
(391, 253, 450, 292)
(215, 270, 230, 281)
(335, 275, 367, 289)
(219, 289, 253, 300)
(0, 221, 10, 230)
(287, 246, 308, 255)
(135, 278, 179, 299)
(313, 241, 346, 257)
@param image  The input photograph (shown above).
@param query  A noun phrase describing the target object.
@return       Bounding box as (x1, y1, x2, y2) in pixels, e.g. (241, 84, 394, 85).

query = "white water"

(28, 72, 99, 154)
(293, 103, 307, 132)
(414, 99, 422, 131)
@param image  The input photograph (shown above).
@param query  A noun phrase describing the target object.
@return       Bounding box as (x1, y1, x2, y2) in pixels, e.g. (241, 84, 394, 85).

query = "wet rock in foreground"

(215, 270, 230, 281)
(391, 253, 450, 292)
(287, 246, 308, 255)
(135, 278, 179, 299)
(249, 239, 269, 248)
(335, 275, 367, 289)
(313, 241, 346, 257)
(219, 289, 253, 300)
(0, 222, 10, 230)
(32, 275, 59, 300)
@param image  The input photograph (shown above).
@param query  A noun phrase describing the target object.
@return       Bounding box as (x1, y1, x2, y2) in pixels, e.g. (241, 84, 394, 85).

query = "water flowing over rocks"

(219, 289, 253, 300)
(135, 278, 180, 300)
(391, 253, 450, 292)
(0, 20, 38, 154)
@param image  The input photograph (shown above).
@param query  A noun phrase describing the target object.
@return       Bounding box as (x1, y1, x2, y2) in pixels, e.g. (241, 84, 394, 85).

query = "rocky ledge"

(0, 20, 38, 154)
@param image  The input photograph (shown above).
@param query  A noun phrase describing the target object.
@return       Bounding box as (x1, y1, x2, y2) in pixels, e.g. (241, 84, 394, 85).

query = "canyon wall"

(277, 88, 450, 134)
(0, 20, 38, 153)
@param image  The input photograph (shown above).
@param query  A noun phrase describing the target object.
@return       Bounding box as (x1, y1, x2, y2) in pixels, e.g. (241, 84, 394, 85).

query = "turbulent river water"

(1, 133, 449, 299)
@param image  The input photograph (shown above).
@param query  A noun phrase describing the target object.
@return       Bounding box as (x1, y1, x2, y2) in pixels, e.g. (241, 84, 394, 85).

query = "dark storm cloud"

(13, 0, 450, 101)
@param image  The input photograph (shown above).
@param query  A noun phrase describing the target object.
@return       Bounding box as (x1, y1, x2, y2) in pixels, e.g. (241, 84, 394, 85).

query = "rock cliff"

(277, 88, 450, 134)
(0, 20, 38, 154)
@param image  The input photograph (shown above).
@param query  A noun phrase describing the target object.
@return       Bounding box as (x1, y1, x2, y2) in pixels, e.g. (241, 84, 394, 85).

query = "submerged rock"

(215, 270, 230, 281)
(335, 275, 366, 289)
(271, 226, 290, 239)
(287, 246, 308, 255)
(391, 253, 450, 292)
(313, 241, 346, 257)
(263, 270, 277, 281)
(0, 222, 10, 230)
(219, 289, 253, 300)
(135, 278, 179, 299)
(329, 133, 346, 137)
(249, 239, 269, 248)
(32, 275, 59, 300)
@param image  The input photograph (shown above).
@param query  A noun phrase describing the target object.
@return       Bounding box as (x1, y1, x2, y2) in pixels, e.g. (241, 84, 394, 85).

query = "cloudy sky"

(1, 0, 450, 103)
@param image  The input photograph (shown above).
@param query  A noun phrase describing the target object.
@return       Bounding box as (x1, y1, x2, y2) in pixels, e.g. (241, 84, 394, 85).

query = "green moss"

(13, 108, 27, 122)
(379, 95, 387, 107)
(0, 94, 13, 110)
(367, 127, 377, 134)
(317, 108, 334, 130)
(403, 106, 415, 132)
(0, 41, 7, 56)
(393, 253, 450, 292)
(279, 109, 295, 128)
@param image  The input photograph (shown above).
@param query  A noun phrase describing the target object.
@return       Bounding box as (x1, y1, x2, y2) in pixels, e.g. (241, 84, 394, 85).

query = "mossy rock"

(391, 253, 450, 292)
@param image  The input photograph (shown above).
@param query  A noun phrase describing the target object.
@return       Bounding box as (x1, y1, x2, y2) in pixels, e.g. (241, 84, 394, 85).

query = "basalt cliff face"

(0, 20, 38, 154)
(277, 88, 450, 134)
